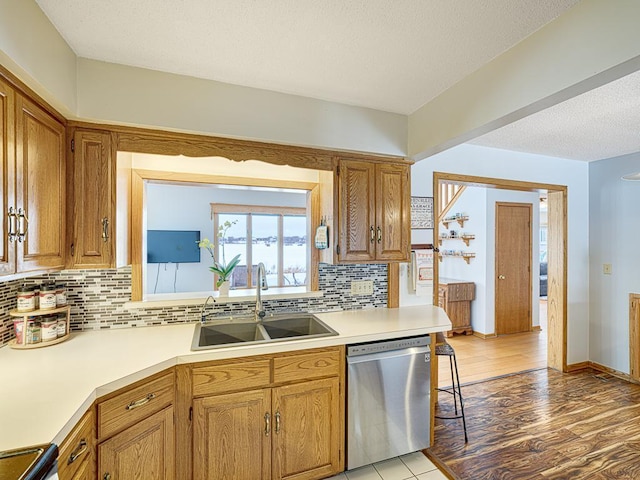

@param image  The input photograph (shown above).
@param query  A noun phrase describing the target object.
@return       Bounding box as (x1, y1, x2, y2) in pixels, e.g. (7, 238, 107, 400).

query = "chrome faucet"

(255, 262, 269, 321)
(199, 295, 217, 324)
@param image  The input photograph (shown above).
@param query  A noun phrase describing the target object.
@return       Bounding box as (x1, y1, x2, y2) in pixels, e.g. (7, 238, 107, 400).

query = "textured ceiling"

(35, 0, 579, 114)
(471, 69, 640, 162)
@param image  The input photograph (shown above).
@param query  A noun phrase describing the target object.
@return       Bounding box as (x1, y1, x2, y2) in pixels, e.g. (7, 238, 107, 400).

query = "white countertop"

(0, 305, 451, 451)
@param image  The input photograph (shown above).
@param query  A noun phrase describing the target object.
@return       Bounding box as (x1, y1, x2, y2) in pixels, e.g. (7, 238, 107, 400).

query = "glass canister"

(16, 287, 36, 312)
(41, 316, 58, 342)
(39, 286, 57, 310)
(25, 319, 41, 344)
(55, 285, 67, 307)
(56, 318, 67, 338)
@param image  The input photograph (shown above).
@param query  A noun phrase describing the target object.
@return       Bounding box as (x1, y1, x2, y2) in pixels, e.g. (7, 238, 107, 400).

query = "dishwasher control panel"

(347, 335, 430, 356)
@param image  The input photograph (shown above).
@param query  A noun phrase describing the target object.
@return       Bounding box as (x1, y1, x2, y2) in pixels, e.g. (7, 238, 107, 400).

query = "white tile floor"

(325, 452, 448, 480)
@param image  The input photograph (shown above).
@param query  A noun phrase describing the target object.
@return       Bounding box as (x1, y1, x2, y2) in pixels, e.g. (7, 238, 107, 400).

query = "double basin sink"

(191, 313, 338, 350)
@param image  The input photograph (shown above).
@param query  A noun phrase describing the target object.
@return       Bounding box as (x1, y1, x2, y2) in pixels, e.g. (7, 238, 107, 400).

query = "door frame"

(433, 172, 568, 372)
(494, 201, 532, 335)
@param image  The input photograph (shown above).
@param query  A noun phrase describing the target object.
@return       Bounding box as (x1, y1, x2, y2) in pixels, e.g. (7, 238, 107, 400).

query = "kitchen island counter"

(0, 305, 450, 451)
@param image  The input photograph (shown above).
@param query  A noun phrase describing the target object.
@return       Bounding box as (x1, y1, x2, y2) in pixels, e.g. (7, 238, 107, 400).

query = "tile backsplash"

(0, 263, 388, 347)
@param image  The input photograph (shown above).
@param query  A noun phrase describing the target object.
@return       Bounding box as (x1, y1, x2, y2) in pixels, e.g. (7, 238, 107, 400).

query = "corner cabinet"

(97, 370, 176, 480)
(0, 86, 66, 277)
(68, 128, 114, 268)
(189, 347, 344, 480)
(336, 160, 410, 263)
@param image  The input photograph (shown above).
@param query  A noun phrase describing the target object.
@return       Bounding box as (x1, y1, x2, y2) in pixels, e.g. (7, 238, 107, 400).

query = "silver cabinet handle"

(377, 226, 381, 244)
(102, 217, 109, 242)
(370, 226, 375, 243)
(103, 473, 111, 480)
(275, 410, 281, 434)
(264, 412, 270, 436)
(16, 208, 29, 242)
(68, 439, 88, 464)
(7, 207, 17, 242)
(125, 393, 155, 410)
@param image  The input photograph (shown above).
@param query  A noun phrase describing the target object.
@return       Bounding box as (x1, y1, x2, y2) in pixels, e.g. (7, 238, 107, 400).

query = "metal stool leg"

(451, 352, 468, 443)
(434, 343, 468, 443)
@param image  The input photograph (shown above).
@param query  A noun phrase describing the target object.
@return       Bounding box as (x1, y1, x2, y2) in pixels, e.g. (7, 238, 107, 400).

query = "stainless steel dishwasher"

(346, 335, 431, 470)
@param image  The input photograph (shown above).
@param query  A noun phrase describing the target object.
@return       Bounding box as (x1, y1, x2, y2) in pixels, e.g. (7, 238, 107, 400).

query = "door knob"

(498, 275, 506, 280)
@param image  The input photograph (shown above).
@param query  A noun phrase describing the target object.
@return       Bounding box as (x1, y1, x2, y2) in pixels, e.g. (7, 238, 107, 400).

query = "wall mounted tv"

(147, 230, 201, 264)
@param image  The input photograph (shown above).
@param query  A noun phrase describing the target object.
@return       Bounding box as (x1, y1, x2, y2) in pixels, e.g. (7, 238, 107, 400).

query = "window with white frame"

(211, 204, 308, 290)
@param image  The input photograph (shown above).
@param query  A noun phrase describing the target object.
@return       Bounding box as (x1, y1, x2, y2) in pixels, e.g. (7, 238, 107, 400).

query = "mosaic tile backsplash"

(0, 263, 388, 347)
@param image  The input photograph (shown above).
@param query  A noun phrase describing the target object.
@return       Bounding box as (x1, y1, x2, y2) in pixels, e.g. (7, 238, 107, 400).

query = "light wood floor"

(438, 300, 547, 387)
(428, 368, 640, 479)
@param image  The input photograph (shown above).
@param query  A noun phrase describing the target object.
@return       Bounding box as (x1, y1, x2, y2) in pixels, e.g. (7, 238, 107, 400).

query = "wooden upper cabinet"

(69, 129, 114, 268)
(338, 160, 376, 262)
(14, 94, 66, 273)
(336, 159, 410, 263)
(375, 163, 410, 261)
(0, 77, 15, 275)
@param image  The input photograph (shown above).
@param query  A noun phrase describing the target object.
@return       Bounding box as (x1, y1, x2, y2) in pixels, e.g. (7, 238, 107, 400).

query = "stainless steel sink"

(191, 313, 337, 350)
(262, 314, 337, 339)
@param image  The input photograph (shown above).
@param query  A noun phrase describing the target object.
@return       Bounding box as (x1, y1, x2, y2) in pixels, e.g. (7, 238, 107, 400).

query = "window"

(212, 204, 308, 290)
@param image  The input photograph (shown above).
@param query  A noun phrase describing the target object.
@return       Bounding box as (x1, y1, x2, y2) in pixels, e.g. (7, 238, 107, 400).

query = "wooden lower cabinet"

(98, 406, 175, 480)
(273, 378, 341, 480)
(193, 389, 271, 480)
(191, 347, 344, 480)
(67, 456, 94, 480)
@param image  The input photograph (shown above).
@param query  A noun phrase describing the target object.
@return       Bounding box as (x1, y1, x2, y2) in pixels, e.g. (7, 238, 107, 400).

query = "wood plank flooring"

(427, 368, 640, 479)
(438, 330, 547, 387)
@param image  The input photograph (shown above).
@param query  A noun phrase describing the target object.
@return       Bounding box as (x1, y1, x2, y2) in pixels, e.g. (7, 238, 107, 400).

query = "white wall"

(407, 143, 589, 364)
(0, 0, 77, 115)
(77, 59, 408, 156)
(589, 152, 640, 374)
(438, 187, 489, 333)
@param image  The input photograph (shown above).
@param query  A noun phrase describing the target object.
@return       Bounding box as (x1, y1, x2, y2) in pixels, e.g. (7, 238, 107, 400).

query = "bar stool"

(434, 332, 468, 443)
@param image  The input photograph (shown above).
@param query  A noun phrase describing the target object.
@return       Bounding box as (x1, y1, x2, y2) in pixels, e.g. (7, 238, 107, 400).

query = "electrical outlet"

(603, 263, 612, 275)
(351, 280, 374, 295)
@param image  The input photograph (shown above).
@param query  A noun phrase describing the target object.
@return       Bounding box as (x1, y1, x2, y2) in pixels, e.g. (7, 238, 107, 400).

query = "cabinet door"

(99, 406, 174, 480)
(338, 160, 376, 262)
(67, 457, 95, 480)
(70, 129, 113, 268)
(272, 377, 341, 480)
(193, 389, 271, 480)
(375, 163, 410, 261)
(15, 95, 65, 273)
(0, 77, 15, 275)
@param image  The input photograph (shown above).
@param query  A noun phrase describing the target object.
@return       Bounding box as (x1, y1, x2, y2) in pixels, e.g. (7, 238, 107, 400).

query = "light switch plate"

(603, 263, 612, 275)
(351, 280, 374, 295)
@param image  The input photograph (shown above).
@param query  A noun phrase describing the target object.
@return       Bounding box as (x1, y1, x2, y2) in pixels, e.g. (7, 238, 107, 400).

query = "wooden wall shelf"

(438, 252, 476, 264)
(438, 234, 475, 246)
(441, 215, 469, 229)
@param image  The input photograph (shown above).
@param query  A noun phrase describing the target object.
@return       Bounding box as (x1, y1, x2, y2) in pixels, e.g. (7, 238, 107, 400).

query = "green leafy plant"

(198, 220, 241, 288)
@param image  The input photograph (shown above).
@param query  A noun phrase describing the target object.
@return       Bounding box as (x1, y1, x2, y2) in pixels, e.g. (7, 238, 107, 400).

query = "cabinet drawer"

(58, 409, 95, 480)
(97, 371, 174, 440)
(193, 359, 271, 396)
(273, 348, 341, 384)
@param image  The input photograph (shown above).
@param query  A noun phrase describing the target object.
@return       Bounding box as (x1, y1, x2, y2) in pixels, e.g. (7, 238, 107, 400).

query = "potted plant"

(198, 220, 241, 296)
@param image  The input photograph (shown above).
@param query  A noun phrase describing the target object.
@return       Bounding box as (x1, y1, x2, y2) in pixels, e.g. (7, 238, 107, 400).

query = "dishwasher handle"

(346, 345, 430, 365)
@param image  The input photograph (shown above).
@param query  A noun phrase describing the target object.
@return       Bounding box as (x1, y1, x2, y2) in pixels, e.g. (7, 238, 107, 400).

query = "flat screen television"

(147, 230, 201, 264)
